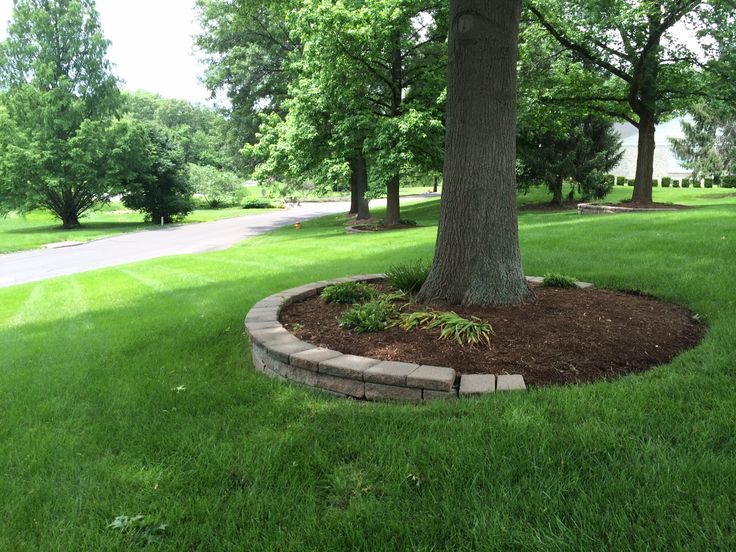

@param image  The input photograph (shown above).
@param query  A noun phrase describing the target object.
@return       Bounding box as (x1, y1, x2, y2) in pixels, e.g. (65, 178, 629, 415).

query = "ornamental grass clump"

(542, 273, 578, 288)
(385, 258, 431, 294)
(321, 282, 376, 304)
(397, 310, 494, 347)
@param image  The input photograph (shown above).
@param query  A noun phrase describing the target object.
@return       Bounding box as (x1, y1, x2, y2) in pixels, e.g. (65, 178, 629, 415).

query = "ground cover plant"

(542, 272, 578, 288)
(1, 188, 736, 549)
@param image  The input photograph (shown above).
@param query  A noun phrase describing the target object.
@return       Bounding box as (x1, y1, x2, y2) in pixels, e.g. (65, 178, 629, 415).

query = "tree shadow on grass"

(3, 221, 150, 235)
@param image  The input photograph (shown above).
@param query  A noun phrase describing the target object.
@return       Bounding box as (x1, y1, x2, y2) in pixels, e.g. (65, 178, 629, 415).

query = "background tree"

(195, 0, 302, 174)
(417, 0, 531, 307)
(670, 102, 736, 183)
(527, 0, 733, 204)
(111, 118, 193, 223)
(188, 163, 242, 208)
(0, 0, 120, 228)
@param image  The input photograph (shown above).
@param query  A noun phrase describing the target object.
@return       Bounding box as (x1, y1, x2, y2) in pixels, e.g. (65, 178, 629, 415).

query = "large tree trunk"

(632, 113, 655, 204)
(60, 187, 80, 229)
(385, 173, 401, 226)
(353, 153, 371, 220)
(417, 0, 530, 307)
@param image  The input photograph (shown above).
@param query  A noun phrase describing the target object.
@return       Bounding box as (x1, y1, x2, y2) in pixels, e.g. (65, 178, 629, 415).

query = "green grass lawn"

(1, 187, 735, 549)
(0, 204, 280, 254)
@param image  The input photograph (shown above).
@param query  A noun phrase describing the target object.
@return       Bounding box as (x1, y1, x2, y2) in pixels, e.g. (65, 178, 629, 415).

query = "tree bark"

(551, 175, 563, 206)
(349, 155, 361, 214)
(417, 0, 531, 307)
(433, 175, 438, 193)
(385, 173, 401, 226)
(353, 153, 371, 220)
(631, 113, 655, 204)
(60, 187, 81, 229)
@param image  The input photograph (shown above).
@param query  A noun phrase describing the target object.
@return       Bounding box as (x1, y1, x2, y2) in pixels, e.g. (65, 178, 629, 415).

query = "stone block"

(365, 382, 421, 401)
(407, 365, 456, 392)
(496, 374, 526, 391)
(265, 339, 313, 364)
(285, 364, 319, 386)
(364, 361, 420, 386)
(459, 374, 496, 396)
(423, 389, 458, 400)
(576, 281, 595, 289)
(526, 276, 544, 284)
(248, 326, 291, 346)
(245, 307, 279, 324)
(319, 354, 379, 381)
(290, 348, 343, 372)
(315, 372, 365, 398)
(245, 320, 282, 332)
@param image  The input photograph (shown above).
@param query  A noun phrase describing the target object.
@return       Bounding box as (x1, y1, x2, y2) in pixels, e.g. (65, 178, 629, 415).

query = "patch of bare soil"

(280, 283, 705, 387)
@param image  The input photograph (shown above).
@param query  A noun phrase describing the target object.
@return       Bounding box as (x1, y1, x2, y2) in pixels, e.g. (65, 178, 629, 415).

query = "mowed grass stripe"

(0, 188, 734, 549)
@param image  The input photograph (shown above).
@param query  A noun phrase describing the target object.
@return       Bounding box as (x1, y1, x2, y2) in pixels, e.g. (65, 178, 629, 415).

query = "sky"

(0, 0, 214, 105)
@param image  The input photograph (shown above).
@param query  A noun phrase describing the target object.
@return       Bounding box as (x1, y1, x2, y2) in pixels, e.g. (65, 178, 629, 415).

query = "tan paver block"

(365, 382, 421, 401)
(319, 355, 380, 381)
(364, 361, 420, 386)
(290, 348, 342, 372)
(423, 389, 458, 400)
(496, 374, 526, 391)
(459, 374, 496, 396)
(315, 373, 365, 398)
(406, 365, 455, 391)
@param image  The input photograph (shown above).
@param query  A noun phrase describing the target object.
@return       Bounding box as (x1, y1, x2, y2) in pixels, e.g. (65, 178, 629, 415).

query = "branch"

(527, 4, 633, 83)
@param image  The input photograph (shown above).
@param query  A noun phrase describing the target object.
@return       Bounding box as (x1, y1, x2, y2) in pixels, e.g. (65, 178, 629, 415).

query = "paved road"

(0, 201, 353, 288)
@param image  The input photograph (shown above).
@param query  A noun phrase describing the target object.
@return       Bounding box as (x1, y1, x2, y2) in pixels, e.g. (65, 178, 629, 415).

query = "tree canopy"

(0, 0, 120, 228)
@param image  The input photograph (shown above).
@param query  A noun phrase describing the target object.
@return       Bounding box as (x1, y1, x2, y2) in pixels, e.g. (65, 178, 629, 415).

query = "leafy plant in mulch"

(339, 296, 398, 333)
(541, 273, 578, 288)
(397, 310, 494, 347)
(321, 282, 376, 304)
(385, 258, 431, 294)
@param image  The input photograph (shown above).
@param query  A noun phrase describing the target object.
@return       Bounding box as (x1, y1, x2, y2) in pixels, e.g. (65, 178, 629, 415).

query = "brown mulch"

(280, 284, 705, 387)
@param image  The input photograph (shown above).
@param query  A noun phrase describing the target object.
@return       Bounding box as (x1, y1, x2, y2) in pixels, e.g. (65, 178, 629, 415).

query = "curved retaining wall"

(245, 275, 591, 401)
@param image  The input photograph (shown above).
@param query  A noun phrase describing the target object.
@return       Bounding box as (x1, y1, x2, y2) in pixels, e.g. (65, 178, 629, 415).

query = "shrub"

(652, 178, 660, 187)
(615, 176, 625, 186)
(704, 178, 714, 188)
(188, 164, 242, 208)
(321, 282, 376, 304)
(721, 175, 736, 188)
(398, 310, 494, 347)
(661, 177, 671, 188)
(681, 178, 691, 188)
(691, 179, 701, 188)
(339, 297, 396, 333)
(385, 258, 431, 294)
(542, 273, 578, 288)
(672, 178, 680, 188)
(628, 178, 635, 187)
(242, 198, 275, 209)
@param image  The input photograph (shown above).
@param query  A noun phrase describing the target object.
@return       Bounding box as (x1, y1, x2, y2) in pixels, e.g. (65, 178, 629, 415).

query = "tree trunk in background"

(349, 156, 360, 214)
(353, 153, 371, 220)
(416, 0, 531, 307)
(385, 173, 401, 226)
(433, 175, 438, 193)
(632, 114, 655, 204)
(551, 175, 563, 206)
(60, 188, 81, 229)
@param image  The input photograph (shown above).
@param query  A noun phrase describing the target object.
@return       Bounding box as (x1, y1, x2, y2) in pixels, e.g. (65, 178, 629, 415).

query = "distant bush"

(652, 178, 660, 187)
(721, 175, 736, 188)
(704, 178, 714, 188)
(603, 174, 616, 188)
(661, 177, 671, 188)
(615, 176, 625, 186)
(339, 297, 396, 333)
(628, 178, 635, 187)
(321, 282, 376, 304)
(681, 178, 691, 188)
(542, 273, 578, 288)
(691, 179, 701, 188)
(242, 199, 275, 209)
(385, 259, 430, 294)
(188, 164, 242, 208)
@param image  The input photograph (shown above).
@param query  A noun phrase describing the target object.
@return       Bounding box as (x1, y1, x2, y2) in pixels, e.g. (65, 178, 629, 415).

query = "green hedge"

(704, 178, 714, 188)
(721, 175, 736, 188)
(681, 178, 691, 188)
(616, 176, 625, 186)
(661, 177, 671, 188)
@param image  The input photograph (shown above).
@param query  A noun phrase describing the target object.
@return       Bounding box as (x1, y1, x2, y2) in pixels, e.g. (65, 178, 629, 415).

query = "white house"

(612, 117, 692, 181)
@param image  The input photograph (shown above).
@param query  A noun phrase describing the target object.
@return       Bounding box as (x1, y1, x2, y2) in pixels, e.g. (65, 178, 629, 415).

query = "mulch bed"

(520, 200, 580, 212)
(280, 283, 705, 387)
